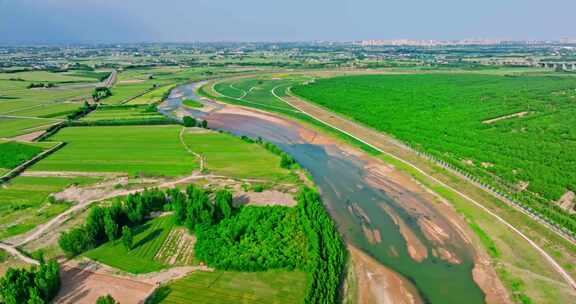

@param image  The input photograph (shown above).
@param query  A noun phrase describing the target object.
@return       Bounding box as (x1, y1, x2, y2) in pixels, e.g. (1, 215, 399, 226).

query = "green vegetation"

(92, 87, 112, 101)
(85, 216, 174, 274)
(293, 73, 576, 233)
(151, 270, 306, 304)
(32, 125, 197, 176)
(0, 259, 60, 304)
(182, 99, 203, 108)
(0, 176, 98, 239)
(195, 206, 307, 270)
(183, 131, 294, 180)
(81, 104, 166, 123)
(0, 141, 44, 169)
(126, 85, 173, 105)
(96, 294, 119, 304)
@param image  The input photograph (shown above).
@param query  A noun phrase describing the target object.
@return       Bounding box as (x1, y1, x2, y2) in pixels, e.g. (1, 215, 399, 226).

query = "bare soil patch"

(482, 111, 529, 124)
(234, 190, 296, 207)
(10, 131, 45, 142)
(557, 191, 575, 213)
(349, 245, 423, 304)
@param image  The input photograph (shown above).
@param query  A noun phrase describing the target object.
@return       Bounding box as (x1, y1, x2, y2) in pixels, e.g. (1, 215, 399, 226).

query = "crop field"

(0, 176, 98, 239)
(85, 216, 175, 273)
(154, 227, 196, 266)
(0, 71, 95, 83)
(155, 270, 307, 304)
(81, 105, 165, 122)
(0, 75, 92, 138)
(0, 117, 61, 138)
(213, 76, 301, 111)
(292, 73, 576, 232)
(31, 125, 197, 176)
(104, 82, 158, 104)
(182, 131, 293, 181)
(126, 85, 173, 105)
(0, 140, 56, 170)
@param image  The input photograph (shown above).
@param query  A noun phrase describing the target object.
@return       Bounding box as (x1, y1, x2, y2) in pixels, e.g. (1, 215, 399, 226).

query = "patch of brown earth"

(473, 258, 511, 304)
(234, 190, 296, 207)
(515, 181, 530, 192)
(349, 245, 423, 304)
(482, 111, 529, 124)
(431, 247, 462, 264)
(417, 217, 450, 245)
(154, 228, 196, 265)
(379, 204, 428, 262)
(118, 79, 146, 84)
(55, 265, 154, 304)
(10, 131, 45, 142)
(557, 191, 575, 213)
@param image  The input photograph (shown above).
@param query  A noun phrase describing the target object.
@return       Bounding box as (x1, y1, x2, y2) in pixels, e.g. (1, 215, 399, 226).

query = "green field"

(0, 71, 95, 83)
(213, 76, 302, 111)
(104, 82, 158, 104)
(183, 131, 294, 181)
(126, 85, 173, 105)
(85, 216, 176, 274)
(182, 99, 203, 108)
(154, 270, 306, 304)
(32, 125, 197, 176)
(0, 176, 98, 239)
(81, 105, 165, 122)
(293, 73, 576, 232)
(0, 141, 46, 170)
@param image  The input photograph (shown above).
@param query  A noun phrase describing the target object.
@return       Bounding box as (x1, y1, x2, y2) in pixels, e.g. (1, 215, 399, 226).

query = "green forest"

(293, 73, 576, 234)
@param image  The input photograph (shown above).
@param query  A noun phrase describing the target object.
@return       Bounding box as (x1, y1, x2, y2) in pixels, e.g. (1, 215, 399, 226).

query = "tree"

(215, 190, 233, 220)
(183, 116, 197, 127)
(122, 226, 133, 250)
(27, 288, 43, 304)
(200, 120, 208, 128)
(96, 294, 118, 304)
(104, 209, 119, 241)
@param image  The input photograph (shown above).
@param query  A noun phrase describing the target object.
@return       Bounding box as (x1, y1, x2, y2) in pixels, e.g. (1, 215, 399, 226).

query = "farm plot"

(154, 227, 196, 266)
(31, 125, 198, 176)
(84, 216, 175, 274)
(155, 270, 307, 304)
(213, 77, 299, 111)
(0, 140, 56, 170)
(126, 85, 173, 105)
(0, 176, 98, 239)
(104, 82, 159, 104)
(81, 105, 165, 122)
(182, 131, 293, 181)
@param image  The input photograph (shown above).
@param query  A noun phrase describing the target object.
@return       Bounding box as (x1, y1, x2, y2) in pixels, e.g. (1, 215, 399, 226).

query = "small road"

(102, 70, 117, 88)
(0, 241, 39, 265)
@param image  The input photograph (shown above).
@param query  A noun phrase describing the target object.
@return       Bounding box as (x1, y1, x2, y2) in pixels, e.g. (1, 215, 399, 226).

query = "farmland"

(85, 216, 179, 274)
(182, 131, 295, 181)
(0, 140, 55, 169)
(0, 176, 98, 239)
(31, 125, 198, 176)
(292, 73, 576, 233)
(154, 270, 306, 304)
(80, 105, 166, 122)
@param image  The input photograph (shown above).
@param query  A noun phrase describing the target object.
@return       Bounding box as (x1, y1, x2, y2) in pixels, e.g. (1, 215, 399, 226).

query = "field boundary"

(268, 86, 576, 290)
(0, 141, 66, 184)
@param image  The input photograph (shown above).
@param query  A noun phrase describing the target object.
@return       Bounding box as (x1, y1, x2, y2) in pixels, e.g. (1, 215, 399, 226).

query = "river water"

(160, 82, 486, 304)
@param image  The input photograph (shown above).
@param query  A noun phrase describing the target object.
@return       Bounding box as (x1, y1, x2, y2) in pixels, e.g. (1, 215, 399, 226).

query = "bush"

(183, 116, 197, 127)
(0, 259, 60, 304)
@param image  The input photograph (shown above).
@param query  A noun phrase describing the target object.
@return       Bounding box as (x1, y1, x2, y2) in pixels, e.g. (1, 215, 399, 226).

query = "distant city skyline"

(1, 0, 575, 43)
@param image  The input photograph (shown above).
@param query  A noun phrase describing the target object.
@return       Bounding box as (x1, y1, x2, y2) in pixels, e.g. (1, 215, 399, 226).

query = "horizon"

(1, 0, 575, 43)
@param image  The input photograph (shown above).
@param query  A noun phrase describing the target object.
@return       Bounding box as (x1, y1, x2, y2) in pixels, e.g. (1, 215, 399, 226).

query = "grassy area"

(293, 73, 576, 233)
(0, 176, 98, 239)
(84, 216, 175, 274)
(182, 99, 203, 108)
(104, 82, 158, 104)
(31, 125, 197, 176)
(152, 270, 307, 304)
(126, 85, 173, 105)
(81, 105, 165, 122)
(182, 130, 294, 181)
(0, 141, 46, 169)
(0, 71, 95, 83)
(0, 117, 62, 138)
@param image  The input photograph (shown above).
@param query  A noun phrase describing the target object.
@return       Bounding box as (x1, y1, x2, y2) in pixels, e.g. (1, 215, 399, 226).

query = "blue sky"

(1, 0, 575, 43)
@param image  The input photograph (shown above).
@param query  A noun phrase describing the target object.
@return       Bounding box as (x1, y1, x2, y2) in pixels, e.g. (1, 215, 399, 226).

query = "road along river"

(160, 82, 508, 304)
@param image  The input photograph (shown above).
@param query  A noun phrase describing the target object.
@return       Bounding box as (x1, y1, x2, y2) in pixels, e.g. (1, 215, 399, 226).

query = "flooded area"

(159, 82, 491, 303)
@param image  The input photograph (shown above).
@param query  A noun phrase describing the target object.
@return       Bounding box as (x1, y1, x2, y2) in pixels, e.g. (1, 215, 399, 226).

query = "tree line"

(240, 135, 297, 169)
(0, 258, 60, 304)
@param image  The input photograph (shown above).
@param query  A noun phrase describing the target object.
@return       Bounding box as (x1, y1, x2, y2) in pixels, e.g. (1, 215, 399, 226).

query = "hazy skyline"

(1, 0, 575, 43)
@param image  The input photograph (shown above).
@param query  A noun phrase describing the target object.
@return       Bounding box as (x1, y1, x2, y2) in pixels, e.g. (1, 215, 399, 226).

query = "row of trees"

(0, 259, 60, 304)
(27, 83, 55, 89)
(66, 101, 96, 120)
(182, 116, 208, 128)
(59, 189, 167, 257)
(297, 187, 347, 304)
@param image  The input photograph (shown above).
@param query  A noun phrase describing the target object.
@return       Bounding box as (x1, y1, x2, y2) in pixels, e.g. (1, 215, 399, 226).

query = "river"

(159, 81, 487, 304)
